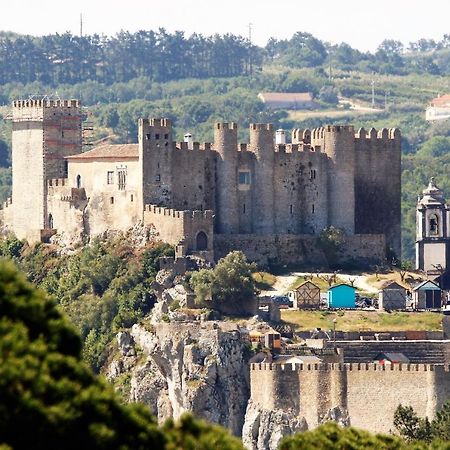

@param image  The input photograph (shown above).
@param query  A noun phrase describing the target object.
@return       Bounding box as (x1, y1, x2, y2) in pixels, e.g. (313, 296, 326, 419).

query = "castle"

(0, 99, 401, 265)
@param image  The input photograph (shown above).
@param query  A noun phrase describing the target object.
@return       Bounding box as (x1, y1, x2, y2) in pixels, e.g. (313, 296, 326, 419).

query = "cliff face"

(242, 400, 308, 450)
(107, 321, 251, 436)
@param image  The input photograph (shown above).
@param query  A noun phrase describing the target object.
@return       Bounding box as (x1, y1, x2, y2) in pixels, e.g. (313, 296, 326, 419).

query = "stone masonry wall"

(250, 363, 450, 434)
(214, 233, 386, 267)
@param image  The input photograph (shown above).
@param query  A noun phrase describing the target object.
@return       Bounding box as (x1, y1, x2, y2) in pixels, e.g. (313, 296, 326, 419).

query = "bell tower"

(416, 178, 450, 272)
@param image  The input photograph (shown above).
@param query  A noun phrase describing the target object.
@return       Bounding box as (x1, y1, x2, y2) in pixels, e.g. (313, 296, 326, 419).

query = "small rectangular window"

(107, 171, 114, 184)
(146, 133, 151, 140)
(117, 169, 126, 190)
(110, 197, 114, 204)
(239, 171, 251, 185)
(155, 133, 160, 140)
(130, 194, 134, 202)
(155, 174, 161, 182)
(164, 133, 169, 139)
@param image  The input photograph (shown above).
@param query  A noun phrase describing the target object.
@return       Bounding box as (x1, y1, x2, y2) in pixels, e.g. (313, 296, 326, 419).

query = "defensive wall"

(214, 233, 385, 267)
(250, 362, 450, 434)
(143, 204, 214, 257)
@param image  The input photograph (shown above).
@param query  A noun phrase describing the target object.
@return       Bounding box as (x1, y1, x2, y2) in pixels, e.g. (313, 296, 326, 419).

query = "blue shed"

(327, 284, 356, 308)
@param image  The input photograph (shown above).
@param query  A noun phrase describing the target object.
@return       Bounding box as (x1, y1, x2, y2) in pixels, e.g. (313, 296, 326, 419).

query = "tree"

(0, 260, 244, 449)
(394, 402, 450, 444)
(189, 251, 257, 313)
(279, 421, 409, 450)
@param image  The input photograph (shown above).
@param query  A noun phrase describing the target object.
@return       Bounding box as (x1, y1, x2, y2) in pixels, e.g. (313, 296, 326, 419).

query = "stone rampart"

(143, 205, 214, 255)
(214, 233, 385, 267)
(250, 362, 450, 433)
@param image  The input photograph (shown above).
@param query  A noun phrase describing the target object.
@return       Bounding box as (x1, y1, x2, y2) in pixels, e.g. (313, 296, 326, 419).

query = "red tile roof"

(431, 94, 450, 107)
(66, 144, 138, 160)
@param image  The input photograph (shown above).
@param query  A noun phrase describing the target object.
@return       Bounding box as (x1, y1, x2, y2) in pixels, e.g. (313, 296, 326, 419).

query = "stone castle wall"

(250, 362, 450, 434)
(143, 205, 214, 254)
(214, 233, 385, 267)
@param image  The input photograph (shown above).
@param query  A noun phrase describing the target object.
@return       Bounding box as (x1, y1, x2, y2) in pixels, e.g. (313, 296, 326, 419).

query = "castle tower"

(322, 125, 355, 234)
(416, 178, 450, 272)
(249, 123, 275, 234)
(138, 118, 173, 213)
(214, 123, 239, 233)
(11, 99, 82, 242)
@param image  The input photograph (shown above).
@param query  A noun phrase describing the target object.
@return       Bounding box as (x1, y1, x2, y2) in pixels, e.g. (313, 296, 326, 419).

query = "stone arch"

(76, 174, 82, 188)
(48, 213, 54, 229)
(196, 231, 208, 251)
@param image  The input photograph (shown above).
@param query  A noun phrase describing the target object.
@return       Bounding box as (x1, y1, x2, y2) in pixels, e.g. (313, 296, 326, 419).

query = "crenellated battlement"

(47, 178, 68, 188)
(175, 142, 212, 151)
(143, 204, 213, 220)
(250, 123, 273, 131)
(215, 122, 237, 130)
(250, 362, 450, 372)
(355, 127, 401, 141)
(12, 99, 80, 108)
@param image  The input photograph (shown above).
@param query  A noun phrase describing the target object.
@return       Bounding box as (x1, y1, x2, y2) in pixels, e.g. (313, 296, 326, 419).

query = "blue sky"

(1, 0, 449, 51)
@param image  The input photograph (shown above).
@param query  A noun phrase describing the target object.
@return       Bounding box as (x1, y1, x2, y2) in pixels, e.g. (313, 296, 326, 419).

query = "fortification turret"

(214, 123, 239, 233)
(138, 118, 174, 212)
(11, 99, 83, 242)
(249, 123, 275, 233)
(322, 125, 356, 234)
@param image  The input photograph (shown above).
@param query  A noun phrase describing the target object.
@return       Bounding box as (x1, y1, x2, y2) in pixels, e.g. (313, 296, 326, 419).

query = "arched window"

(196, 231, 208, 251)
(429, 214, 439, 236)
(48, 213, 54, 229)
(76, 174, 82, 188)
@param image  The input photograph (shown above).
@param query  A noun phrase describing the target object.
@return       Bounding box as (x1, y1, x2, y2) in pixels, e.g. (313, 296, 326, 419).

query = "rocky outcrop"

(106, 321, 251, 436)
(242, 400, 308, 450)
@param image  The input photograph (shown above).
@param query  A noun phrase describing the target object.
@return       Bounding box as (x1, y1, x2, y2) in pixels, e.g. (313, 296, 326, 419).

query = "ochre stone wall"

(214, 233, 386, 267)
(250, 363, 450, 433)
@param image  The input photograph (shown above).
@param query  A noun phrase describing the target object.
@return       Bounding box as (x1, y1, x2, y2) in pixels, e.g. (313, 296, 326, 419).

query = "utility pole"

(80, 13, 83, 37)
(371, 78, 375, 107)
(248, 23, 253, 77)
(384, 90, 390, 109)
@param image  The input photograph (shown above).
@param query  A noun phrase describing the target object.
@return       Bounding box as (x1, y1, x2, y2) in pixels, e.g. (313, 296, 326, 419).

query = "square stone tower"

(11, 99, 83, 241)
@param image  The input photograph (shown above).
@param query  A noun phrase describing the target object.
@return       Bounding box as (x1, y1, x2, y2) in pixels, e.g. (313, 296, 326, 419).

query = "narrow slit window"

(290, 204, 293, 214)
(312, 204, 315, 214)
(110, 197, 114, 204)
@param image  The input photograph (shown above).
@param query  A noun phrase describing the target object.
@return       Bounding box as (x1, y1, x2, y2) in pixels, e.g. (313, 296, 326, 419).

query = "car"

(271, 295, 293, 308)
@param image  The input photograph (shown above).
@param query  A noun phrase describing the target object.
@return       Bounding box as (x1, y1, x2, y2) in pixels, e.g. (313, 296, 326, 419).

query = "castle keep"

(1, 100, 401, 264)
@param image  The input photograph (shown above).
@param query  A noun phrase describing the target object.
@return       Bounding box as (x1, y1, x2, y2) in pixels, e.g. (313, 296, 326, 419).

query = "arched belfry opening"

(429, 214, 439, 236)
(196, 231, 208, 251)
(76, 174, 82, 188)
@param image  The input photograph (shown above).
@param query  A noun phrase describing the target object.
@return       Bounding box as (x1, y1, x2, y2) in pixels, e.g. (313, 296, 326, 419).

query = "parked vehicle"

(271, 295, 293, 308)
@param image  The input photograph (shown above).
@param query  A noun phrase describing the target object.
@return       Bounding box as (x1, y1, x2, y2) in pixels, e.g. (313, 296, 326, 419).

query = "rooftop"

(431, 94, 450, 107)
(66, 144, 138, 160)
(258, 92, 313, 103)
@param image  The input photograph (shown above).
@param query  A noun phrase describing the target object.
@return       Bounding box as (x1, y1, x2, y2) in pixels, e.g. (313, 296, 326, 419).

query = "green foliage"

(0, 259, 164, 450)
(189, 251, 257, 312)
(163, 414, 244, 450)
(394, 402, 450, 443)
(317, 226, 345, 267)
(0, 259, 247, 450)
(0, 236, 173, 372)
(279, 422, 408, 450)
(416, 136, 450, 158)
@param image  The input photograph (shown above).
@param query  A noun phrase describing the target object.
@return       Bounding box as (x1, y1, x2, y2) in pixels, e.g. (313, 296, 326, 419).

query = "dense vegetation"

(0, 234, 174, 372)
(0, 258, 246, 449)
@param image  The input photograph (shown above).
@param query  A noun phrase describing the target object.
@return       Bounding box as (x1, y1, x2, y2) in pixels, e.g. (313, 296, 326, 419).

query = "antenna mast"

(80, 13, 83, 37)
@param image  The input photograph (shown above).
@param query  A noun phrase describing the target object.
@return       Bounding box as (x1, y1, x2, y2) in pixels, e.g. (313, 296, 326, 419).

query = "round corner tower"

(214, 122, 239, 233)
(323, 125, 355, 234)
(249, 123, 275, 234)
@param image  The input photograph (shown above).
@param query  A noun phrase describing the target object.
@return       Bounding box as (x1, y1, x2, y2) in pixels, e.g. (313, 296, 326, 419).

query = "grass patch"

(253, 271, 277, 290)
(281, 310, 442, 332)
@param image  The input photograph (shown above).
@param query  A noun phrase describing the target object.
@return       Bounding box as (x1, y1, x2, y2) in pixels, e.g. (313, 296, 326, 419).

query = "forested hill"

(0, 29, 450, 89)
